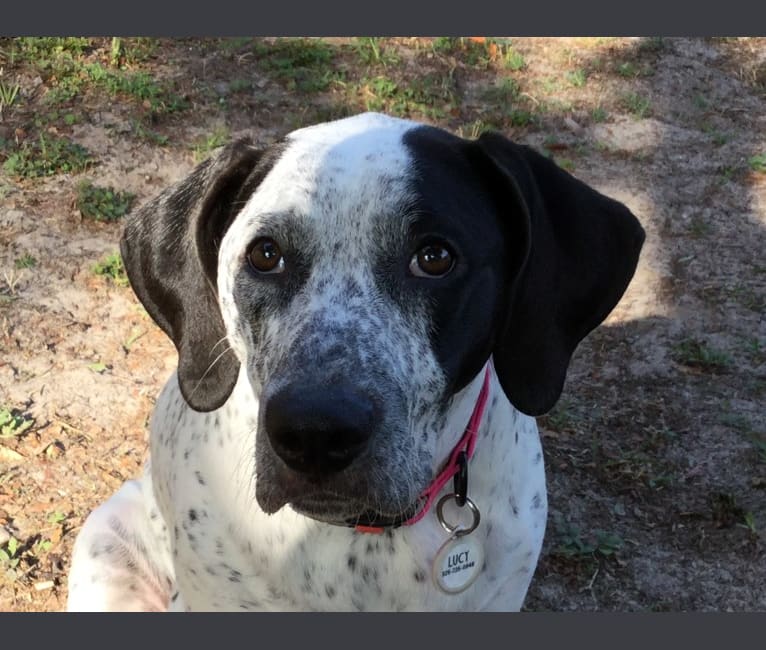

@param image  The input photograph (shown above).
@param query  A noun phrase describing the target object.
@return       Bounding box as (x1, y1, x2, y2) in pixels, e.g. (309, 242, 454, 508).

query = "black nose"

(263, 383, 376, 476)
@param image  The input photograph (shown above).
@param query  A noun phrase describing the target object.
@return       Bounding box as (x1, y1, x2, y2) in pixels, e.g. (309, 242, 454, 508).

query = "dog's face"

(120, 113, 644, 525)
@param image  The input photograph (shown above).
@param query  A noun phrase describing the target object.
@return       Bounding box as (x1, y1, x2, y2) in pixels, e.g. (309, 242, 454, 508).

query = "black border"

(1, 0, 765, 36)
(2, 612, 765, 648)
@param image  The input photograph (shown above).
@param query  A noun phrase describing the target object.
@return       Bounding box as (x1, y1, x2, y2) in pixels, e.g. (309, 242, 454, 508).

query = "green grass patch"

(566, 69, 587, 87)
(357, 72, 457, 119)
(14, 253, 37, 269)
(251, 38, 341, 93)
(353, 37, 400, 67)
(2, 134, 93, 178)
(92, 252, 129, 287)
(0, 407, 35, 439)
(591, 106, 608, 123)
(76, 181, 135, 222)
(622, 92, 651, 119)
(192, 126, 230, 162)
(553, 516, 624, 559)
(749, 153, 766, 173)
(673, 338, 731, 372)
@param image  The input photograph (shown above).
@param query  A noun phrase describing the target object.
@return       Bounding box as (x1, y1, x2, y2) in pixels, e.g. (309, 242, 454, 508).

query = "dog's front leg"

(67, 472, 176, 611)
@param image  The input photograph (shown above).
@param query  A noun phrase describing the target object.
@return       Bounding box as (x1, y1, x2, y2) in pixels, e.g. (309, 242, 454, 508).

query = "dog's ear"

(120, 139, 265, 412)
(474, 132, 645, 416)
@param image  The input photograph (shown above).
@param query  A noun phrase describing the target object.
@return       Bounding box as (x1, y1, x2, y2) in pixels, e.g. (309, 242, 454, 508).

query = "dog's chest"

(149, 377, 547, 611)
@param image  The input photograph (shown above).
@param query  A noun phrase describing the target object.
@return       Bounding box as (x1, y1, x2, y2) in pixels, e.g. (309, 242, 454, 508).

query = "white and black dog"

(67, 112, 644, 611)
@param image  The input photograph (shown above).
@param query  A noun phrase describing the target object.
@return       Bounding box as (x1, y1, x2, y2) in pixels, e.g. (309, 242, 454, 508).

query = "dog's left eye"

(409, 243, 455, 278)
(247, 237, 285, 274)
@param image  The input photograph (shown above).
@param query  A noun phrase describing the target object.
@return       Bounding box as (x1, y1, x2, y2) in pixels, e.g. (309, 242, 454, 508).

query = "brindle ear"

(475, 132, 645, 416)
(120, 139, 265, 412)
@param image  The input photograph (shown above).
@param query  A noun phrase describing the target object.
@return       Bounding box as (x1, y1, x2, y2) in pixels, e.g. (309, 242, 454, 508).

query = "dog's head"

(121, 113, 644, 524)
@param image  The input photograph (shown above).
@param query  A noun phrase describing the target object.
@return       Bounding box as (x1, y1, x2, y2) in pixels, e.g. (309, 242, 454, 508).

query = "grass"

(0, 407, 34, 439)
(92, 252, 129, 287)
(591, 106, 608, 123)
(622, 92, 651, 119)
(251, 38, 341, 93)
(356, 73, 457, 120)
(76, 181, 135, 222)
(566, 69, 587, 88)
(192, 126, 230, 162)
(6, 38, 186, 121)
(0, 80, 20, 118)
(14, 253, 37, 269)
(673, 338, 731, 372)
(354, 38, 400, 67)
(749, 153, 766, 173)
(2, 135, 92, 179)
(553, 516, 624, 559)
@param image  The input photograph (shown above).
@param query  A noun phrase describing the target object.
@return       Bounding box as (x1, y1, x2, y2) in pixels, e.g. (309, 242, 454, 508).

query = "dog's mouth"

(289, 494, 421, 529)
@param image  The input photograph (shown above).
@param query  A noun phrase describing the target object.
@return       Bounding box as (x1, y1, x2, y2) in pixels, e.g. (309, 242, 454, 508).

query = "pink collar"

(355, 365, 492, 534)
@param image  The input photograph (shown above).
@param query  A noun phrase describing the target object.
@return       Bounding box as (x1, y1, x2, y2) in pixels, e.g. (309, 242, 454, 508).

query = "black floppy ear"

(120, 139, 264, 412)
(475, 132, 645, 416)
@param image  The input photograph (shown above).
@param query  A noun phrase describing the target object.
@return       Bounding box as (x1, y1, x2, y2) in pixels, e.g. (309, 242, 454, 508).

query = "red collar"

(354, 365, 492, 534)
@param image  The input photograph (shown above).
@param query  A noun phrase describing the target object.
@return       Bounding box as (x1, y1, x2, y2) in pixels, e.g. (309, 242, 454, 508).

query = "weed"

(507, 109, 535, 127)
(228, 78, 251, 93)
(252, 38, 339, 93)
(14, 253, 37, 269)
(354, 38, 399, 67)
(92, 252, 129, 287)
(192, 126, 230, 162)
(2, 135, 92, 178)
(617, 61, 639, 78)
(131, 121, 169, 146)
(501, 46, 525, 71)
(482, 78, 520, 104)
(0, 536, 20, 569)
(0, 80, 20, 118)
(47, 511, 67, 525)
(566, 69, 587, 88)
(673, 338, 731, 372)
(749, 153, 766, 173)
(591, 106, 608, 123)
(553, 516, 624, 558)
(357, 73, 456, 119)
(739, 512, 758, 534)
(0, 407, 35, 439)
(622, 92, 651, 119)
(76, 181, 135, 222)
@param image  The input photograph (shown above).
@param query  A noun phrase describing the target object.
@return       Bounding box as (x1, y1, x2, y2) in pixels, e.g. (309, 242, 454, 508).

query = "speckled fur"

(67, 113, 548, 612)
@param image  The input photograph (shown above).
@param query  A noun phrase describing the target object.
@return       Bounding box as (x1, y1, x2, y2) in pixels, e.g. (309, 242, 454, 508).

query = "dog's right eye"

(247, 237, 285, 274)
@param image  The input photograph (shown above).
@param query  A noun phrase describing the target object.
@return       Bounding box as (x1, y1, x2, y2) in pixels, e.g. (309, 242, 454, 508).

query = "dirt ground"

(0, 37, 764, 612)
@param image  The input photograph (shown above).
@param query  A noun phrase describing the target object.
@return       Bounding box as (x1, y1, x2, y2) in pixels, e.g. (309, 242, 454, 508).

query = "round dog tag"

(432, 532, 484, 594)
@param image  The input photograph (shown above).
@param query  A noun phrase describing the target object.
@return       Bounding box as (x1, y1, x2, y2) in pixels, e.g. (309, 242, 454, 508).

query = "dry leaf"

(0, 445, 24, 462)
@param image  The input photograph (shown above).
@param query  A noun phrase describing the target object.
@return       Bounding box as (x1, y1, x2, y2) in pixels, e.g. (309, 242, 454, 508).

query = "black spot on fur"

(188, 509, 198, 522)
(413, 570, 427, 583)
(347, 555, 357, 571)
(325, 584, 336, 599)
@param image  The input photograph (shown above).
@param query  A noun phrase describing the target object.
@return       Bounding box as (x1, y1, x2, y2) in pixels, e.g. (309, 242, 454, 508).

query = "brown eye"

(409, 243, 455, 278)
(247, 237, 285, 274)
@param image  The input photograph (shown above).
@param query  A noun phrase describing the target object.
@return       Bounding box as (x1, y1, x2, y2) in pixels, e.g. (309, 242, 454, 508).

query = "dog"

(66, 112, 644, 611)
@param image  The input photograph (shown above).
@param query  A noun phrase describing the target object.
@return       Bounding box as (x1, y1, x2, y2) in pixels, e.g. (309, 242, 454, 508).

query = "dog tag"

(432, 529, 484, 594)
(432, 494, 484, 594)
